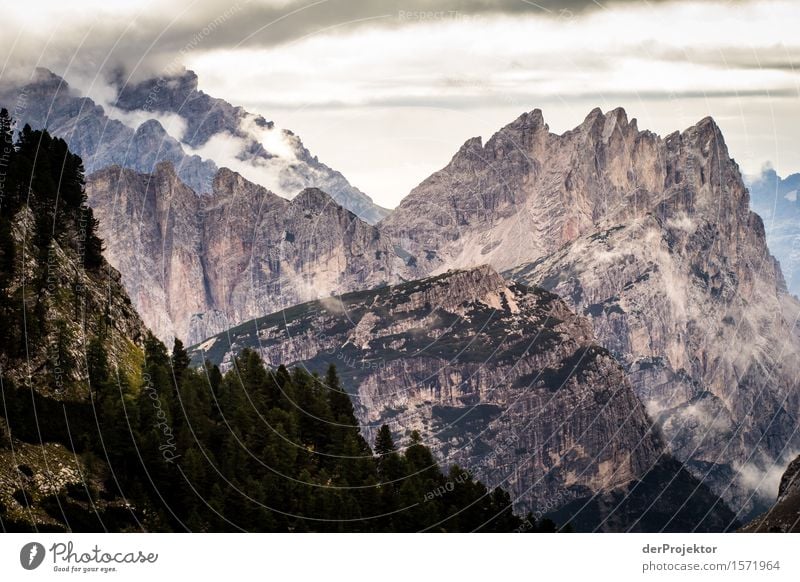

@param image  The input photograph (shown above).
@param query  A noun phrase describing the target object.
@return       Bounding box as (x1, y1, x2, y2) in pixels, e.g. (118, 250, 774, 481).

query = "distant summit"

(0, 68, 389, 223)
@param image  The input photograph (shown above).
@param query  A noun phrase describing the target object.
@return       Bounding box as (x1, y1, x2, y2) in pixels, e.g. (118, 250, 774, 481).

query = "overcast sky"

(2, 0, 799, 207)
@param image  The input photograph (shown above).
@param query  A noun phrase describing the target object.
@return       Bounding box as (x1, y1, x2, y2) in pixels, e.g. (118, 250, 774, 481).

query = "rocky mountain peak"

(388, 265, 510, 315)
(30, 66, 65, 88)
(135, 117, 168, 135)
(382, 105, 800, 518)
(456, 135, 483, 156)
(504, 107, 547, 132)
(291, 187, 340, 212)
(573, 106, 640, 147)
(383, 106, 757, 276)
(113, 68, 201, 114)
(211, 165, 284, 203)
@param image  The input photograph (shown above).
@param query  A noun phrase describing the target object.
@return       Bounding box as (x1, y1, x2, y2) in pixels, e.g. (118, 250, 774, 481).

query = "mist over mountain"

(0, 68, 388, 223)
(110, 69, 389, 224)
(743, 453, 800, 532)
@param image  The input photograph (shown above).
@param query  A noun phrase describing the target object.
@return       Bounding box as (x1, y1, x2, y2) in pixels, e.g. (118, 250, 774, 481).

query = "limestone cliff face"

(383, 106, 799, 518)
(86, 164, 405, 345)
(381, 107, 665, 274)
(504, 119, 800, 519)
(188, 266, 736, 531)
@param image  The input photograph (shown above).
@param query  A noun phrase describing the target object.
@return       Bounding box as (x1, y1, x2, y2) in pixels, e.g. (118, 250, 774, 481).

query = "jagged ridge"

(86, 163, 406, 344)
(188, 265, 736, 531)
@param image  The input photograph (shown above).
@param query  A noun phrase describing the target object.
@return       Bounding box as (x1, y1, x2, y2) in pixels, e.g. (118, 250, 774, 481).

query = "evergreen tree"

(171, 338, 190, 382)
(374, 424, 396, 456)
(0, 108, 16, 213)
(83, 206, 104, 270)
(86, 337, 110, 397)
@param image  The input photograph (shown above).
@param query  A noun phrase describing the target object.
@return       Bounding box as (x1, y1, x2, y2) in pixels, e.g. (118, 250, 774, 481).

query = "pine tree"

(83, 206, 104, 270)
(171, 338, 190, 383)
(374, 424, 396, 456)
(0, 108, 17, 213)
(86, 336, 110, 398)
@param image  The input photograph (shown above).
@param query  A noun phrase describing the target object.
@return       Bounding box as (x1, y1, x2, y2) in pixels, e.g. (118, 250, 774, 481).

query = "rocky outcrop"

(382, 105, 799, 519)
(189, 266, 736, 531)
(86, 163, 406, 344)
(0, 207, 147, 400)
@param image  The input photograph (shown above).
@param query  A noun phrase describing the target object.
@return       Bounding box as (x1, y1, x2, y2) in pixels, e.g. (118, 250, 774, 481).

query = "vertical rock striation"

(384, 106, 800, 519)
(86, 164, 405, 344)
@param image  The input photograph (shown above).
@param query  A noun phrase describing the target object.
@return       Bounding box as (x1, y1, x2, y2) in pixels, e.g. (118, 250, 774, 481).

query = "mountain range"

(1, 67, 798, 531)
(189, 265, 736, 531)
(0, 68, 388, 223)
(384, 107, 800, 519)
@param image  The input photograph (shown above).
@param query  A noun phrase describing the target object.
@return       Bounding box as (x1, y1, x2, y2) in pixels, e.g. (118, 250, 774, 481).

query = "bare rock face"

(381, 107, 664, 274)
(505, 119, 800, 519)
(384, 105, 800, 519)
(86, 164, 405, 345)
(188, 266, 736, 531)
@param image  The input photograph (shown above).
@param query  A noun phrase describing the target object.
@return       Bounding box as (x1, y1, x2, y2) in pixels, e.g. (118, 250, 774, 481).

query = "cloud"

(187, 115, 300, 197)
(180, 0, 800, 112)
(1, 0, 798, 207)
(0, 0, 764, 84)
(736, 454, 799, 500)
